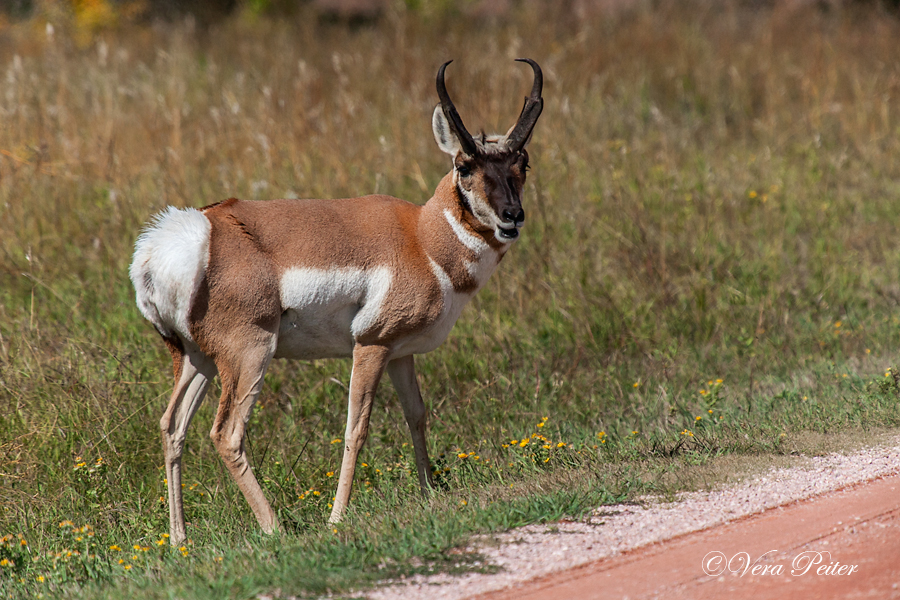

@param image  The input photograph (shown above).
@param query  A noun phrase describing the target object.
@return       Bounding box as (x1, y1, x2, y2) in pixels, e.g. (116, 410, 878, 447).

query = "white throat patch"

(443, 209, 489, 254)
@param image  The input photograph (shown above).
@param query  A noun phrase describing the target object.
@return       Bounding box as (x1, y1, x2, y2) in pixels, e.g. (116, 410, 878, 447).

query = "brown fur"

(190, 177, 504, 350)
(161, 333, 185, 382)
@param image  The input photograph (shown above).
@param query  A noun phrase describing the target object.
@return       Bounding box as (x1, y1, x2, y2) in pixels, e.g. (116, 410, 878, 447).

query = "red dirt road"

(476, 474, 900, 600)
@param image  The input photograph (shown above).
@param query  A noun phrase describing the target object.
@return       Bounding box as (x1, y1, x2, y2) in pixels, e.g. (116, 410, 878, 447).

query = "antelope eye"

(456, 164, 471, 177)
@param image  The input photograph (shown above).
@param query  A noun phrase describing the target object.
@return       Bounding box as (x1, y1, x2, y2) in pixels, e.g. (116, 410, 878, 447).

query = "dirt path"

(476, 473, 900, 600)
(368, 438, 900, 600)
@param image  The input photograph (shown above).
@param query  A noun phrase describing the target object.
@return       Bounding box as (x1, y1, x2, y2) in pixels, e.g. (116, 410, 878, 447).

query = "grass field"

(3, 1, 900, 598)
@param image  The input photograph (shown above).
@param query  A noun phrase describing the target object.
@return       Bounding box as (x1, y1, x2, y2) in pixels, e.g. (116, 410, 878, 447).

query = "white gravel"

(367, 436, 900, 600)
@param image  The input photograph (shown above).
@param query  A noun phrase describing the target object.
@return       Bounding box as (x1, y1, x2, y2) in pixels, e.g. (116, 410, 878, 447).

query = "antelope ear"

(432, 104, 461, 156)
(502, 121, 535, 150)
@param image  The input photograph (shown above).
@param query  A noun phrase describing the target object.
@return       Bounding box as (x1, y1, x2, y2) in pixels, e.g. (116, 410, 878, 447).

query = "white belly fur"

(274, 251, 498, 360)
(274, 267, 391, 359)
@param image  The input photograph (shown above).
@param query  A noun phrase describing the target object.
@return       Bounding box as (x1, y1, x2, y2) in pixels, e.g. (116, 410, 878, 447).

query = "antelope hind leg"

(160, 342, 217, 546)
(209, 340, 281, 535)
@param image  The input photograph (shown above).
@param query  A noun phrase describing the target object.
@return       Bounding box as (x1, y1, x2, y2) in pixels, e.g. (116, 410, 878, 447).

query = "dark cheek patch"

(456, 184, 472, 214)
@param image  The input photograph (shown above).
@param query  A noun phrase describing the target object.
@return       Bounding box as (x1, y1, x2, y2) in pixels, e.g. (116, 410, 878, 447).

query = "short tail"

(129, 206, 211, 343)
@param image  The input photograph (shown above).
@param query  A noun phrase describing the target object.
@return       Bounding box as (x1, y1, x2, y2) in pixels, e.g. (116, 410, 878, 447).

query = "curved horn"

(436, 60, 478, 156)
(505, 58, 544, 152)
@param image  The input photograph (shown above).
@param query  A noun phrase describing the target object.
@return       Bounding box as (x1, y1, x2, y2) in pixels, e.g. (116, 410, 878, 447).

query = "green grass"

(3, 1, 900, 598)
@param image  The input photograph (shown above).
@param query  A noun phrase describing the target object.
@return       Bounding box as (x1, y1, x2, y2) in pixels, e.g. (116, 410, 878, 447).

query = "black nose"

(502, 209, 525, 224)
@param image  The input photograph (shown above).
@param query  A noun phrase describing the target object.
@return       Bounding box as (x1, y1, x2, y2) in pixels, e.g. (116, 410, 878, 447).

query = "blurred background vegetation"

(3, 0, 900, 597)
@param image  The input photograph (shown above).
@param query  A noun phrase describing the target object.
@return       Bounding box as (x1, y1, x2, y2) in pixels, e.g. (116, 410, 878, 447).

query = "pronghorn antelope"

(130, 59, 543, 544)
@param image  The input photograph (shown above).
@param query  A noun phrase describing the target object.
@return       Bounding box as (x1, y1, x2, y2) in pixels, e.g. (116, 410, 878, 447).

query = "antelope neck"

(419, 175, 504, 295)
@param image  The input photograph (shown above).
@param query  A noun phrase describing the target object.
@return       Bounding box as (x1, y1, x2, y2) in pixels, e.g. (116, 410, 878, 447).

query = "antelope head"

(432, 59, 544, 242)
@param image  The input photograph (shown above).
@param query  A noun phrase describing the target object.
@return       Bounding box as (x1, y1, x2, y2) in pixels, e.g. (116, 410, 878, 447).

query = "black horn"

(436, 60, 478, 157)
(505, 58, 544, 152)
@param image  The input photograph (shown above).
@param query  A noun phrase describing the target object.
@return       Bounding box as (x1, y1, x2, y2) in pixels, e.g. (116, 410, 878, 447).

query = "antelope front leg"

(329, 344, 391, 524)
(386, 354, 434, 497)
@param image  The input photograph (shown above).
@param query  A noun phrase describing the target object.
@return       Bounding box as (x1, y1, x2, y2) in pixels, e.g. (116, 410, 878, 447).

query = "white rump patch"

(276, 267, 393, 359)
(130, 207, 211, 342)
